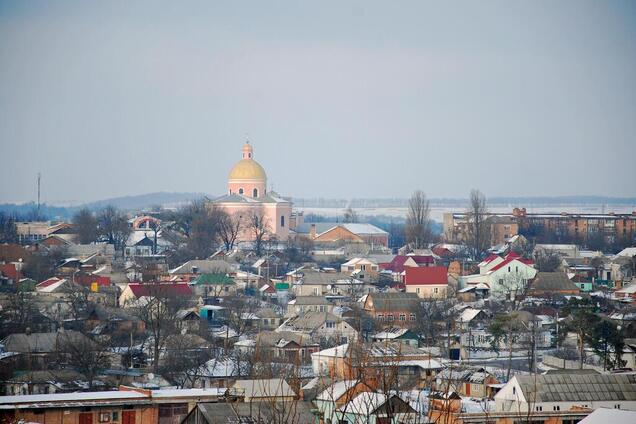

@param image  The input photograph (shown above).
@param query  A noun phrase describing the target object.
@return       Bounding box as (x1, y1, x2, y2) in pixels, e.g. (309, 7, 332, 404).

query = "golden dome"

(228, 158, 267, 181)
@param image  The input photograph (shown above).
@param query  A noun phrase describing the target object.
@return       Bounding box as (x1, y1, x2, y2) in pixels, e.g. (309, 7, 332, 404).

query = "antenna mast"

(37, 172, 41, 216)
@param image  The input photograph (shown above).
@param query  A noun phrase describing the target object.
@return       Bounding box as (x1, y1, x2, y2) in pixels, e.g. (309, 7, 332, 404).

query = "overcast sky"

(1, 1, 635, 204)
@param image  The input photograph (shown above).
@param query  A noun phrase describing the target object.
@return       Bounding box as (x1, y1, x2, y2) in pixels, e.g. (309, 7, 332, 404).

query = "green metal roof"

(275, 282, 290, 290)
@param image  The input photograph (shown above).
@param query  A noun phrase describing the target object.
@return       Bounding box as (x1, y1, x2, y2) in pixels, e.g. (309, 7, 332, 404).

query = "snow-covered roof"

(151, 388, 225, 398)
(341, 223, 388, 235)
(312, 343, 349, 358)
(316, 380, 359, 401)
(458, 308, 484, 323)
(340, 392, 389, 415)
(615, 247, 636, 258)
(0, 390, 146, 406)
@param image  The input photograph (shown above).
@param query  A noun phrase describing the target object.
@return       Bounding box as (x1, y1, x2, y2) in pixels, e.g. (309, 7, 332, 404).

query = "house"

(0, 262, 22, 288)
(287, 295, 334, 316)
(85, 304, 145, 335)
(314, 380, 375, 423)
(578, 407, 636, 424)
(252, 308, 283, 330)
(1, 330, 102, 371)
(182, 399, 315, 424)
(255, 330, 320, 364)
(462, 252, 537, 298)
(404, 266, 449, 299)
(379, 254, 436, 283)
(169, 259, 236, 280)
(35, 277, 73, 293)
(456, 308, 490, 330)
(186, 357, 243, 389)
(341, 257, 380, 281)
(0, 387, 227, 424)
(190, 273, 237, 297)
(295, 222, 389, 247)
(494, 373, 636, 413)
(435, 367, 500, 398)
(0, 369, 91, 396)
(119, 282, 192, 306)
(371, 328, 419, 347)
(528, 272, 581, 297)
(311, 342, 438, 385)
(362, 292, 421, 327)
(276, 311, 358, 345)
(457, 283, 490, 302)
(334, 392, 417, 424)
(292, 269, 366, 298)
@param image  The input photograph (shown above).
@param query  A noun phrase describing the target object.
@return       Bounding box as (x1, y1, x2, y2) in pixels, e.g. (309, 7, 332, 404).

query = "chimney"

(310, 224, 316, 239)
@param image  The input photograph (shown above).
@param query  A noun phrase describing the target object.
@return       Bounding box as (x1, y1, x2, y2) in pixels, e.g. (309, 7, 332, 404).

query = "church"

(211, 142, 293, 242)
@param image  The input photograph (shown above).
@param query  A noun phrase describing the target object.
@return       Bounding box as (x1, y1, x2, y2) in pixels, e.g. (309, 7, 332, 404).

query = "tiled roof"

(404, 266, 448, 285)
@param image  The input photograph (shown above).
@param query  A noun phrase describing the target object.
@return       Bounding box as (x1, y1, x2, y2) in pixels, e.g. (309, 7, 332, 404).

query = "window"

(388, 315, 394, 321)
(238, 188, 244, 194)
(112, 411, 119, 421)
(377, 314, 384, 320)
(553, 406, 560, 411)
(512, 387, 516, 395)
(615, 404, 621, 409)
(416, 287, 420, 294)
(535, 406, 542, 412)
(399, 314, 406, 321)
(434, 287, 438, 294)
(508, 266, 511, 272)
(253, 188, 258, 197)
(281, 215, 285, 227)
(410, 313, 416, 321)
(326, 321, 335, 328)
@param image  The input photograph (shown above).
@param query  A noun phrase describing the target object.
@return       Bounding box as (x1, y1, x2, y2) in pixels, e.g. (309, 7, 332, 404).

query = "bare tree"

(248, 208, 269, 256)
(0, 212, 18, 243)
(57, 330, 112, 390)
(405, 190, 432, 249)
(73, 208, 98, 244)
(535, 249, 561, 272)
(131, 285, 192, 373)
(97, 205, 131, 255)
(218, 211, 242, 252)
(343, 206, 359, 223)
(465, 189, 491, 260)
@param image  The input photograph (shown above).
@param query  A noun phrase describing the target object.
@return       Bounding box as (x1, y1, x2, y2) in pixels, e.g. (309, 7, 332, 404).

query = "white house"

(462, 252, 537, 298)
(494, 374, 636, 413)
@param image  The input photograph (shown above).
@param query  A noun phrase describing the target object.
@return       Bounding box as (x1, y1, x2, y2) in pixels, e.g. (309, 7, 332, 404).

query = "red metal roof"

(127, 282, 192, 298)
(488, 252, 534, 272)
(404, 266, 448, 285)
(37, 277, 63, 288)
(383, 255, 435, 273)
(0, 263, 19, 280)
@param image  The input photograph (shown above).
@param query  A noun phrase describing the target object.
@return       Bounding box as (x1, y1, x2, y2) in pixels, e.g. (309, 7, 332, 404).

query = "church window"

(281, 215, 285, 227)
(253, 188, 258, 198)
(238, 188, 244, 194)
